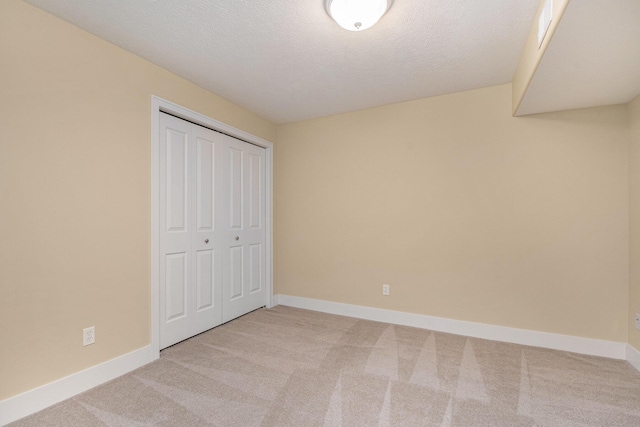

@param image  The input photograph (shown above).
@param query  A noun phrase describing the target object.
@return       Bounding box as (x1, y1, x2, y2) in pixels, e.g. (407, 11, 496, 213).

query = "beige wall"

(276, 83, 629, 343)
(0, 0, 276, 400)
(1, 0, 637, 406)
(630, 94, 640, 351)
(512, 0, 569, 115)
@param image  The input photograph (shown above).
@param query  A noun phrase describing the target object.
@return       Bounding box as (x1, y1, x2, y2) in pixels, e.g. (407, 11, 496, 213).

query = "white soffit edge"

(517, 0, 640, 116)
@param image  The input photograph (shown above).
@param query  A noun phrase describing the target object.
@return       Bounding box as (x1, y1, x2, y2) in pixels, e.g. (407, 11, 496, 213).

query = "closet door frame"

(150, 96, 274, 358)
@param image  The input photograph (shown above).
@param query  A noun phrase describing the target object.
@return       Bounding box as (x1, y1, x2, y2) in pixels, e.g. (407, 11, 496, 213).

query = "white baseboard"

(628, 344, 640, 373)
(0, 345, 157, 426)
(3, 302, 635, 427)
(275, 294, 628, 361)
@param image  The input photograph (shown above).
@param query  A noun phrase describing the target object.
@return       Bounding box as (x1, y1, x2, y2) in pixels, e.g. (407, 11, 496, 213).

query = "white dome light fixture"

(325, 0, 393, 32)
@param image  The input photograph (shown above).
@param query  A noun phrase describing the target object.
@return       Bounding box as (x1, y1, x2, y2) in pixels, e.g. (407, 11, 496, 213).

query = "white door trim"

(151, 96, 274, 357)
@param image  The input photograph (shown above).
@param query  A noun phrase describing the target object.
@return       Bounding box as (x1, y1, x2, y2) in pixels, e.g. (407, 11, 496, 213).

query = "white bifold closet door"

(221, 135, 267, 323)
(159, 112, 266, 349)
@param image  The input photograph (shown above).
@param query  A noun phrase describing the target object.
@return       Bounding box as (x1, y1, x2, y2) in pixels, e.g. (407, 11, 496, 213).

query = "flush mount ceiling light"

(325, 0, 393, 32)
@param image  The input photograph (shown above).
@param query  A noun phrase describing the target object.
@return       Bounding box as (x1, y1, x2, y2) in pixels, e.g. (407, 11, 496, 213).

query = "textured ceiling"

(25, 0, 539, 124)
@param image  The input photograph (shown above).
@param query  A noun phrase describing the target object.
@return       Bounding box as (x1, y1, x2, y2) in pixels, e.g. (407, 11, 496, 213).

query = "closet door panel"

(160, 113, 222, 349)
(222, 137, 266, 322)
(190, 125, 222, 337)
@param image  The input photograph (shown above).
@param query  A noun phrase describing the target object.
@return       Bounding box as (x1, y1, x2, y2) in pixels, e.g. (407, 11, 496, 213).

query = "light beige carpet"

(11, 306, 640, 426)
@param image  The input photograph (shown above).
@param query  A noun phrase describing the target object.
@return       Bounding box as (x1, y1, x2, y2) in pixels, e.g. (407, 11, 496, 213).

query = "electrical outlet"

(382, 284, 390, 296)
(635, 313, 640, 331)
(83, 326, 95, 346)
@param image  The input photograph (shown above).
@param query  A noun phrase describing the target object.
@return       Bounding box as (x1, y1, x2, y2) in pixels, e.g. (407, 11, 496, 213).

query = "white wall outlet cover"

(83, 326, 95, 346)
(382, 284, 390, 296)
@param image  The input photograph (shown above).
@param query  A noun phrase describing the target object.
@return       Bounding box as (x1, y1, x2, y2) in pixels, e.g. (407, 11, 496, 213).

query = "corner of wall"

(629, 94, 640, 352)
(628, 344, 640, 373)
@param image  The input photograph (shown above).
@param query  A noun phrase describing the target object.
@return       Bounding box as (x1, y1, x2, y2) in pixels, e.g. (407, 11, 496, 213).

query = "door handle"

(235, 236, 239, 241)
(204, 239, 209, 244)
